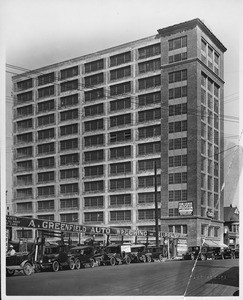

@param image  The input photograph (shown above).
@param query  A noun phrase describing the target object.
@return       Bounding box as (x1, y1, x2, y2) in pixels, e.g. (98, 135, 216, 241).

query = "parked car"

(183, 246, 232, 261)
(102, 244, 132, 266)
(70, 245, 101, 268)
(145, 246, 166, 262)
(130, 244, 152, 263)
(39, 243, 75, 272)
(6, 251, 34, 276)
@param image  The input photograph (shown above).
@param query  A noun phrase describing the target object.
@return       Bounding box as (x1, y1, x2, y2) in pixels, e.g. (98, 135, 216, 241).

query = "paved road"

(5, 259, 239, 297)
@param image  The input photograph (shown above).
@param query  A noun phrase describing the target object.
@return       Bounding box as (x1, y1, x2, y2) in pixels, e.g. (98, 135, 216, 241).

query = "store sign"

(178, 202, 193, 216)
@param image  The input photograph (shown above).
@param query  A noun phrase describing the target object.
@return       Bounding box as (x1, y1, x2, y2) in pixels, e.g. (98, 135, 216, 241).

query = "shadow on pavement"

(206, 266, 239, 287)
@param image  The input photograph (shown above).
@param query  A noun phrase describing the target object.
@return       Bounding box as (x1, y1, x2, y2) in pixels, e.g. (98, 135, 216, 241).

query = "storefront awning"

(213, 241, 229, 248)
(203, 240, 218, 247)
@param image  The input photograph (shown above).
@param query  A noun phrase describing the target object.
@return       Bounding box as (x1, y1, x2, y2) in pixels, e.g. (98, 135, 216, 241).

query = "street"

(6, 258, 239, 296)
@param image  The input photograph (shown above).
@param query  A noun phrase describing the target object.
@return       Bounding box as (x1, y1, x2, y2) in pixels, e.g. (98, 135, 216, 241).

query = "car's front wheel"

(201, 254, 207, 261)
(110, 257, 116, 266)
(159, 254, 164, 262)
(6, 269, 15, 276)
(52, 261, 60, 272)
(140, 254, 146, 263)
(90, 259, 95, 268)
(69, 259, 75, 270)
(125, 255, 131, 265)
(75, 258, 81, 270)
(23, 262, 32, 276)
(146, 255, 152, 263)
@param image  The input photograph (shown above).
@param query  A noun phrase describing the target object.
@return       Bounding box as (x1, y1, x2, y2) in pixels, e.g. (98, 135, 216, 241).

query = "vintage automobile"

(183, 246, 232, 261)
(102, 244, 132, 266)
(232, 247, 239, 259)
(39, 243, 75, 272)
(145, 246, 166, 262)
(6, 251, 34, 276)
(130, 244, 152, 263)
(70, 245, 102, 268)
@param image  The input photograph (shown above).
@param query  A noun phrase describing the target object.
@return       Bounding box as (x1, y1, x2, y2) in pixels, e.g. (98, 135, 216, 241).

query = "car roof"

(71, 245, 93, 250)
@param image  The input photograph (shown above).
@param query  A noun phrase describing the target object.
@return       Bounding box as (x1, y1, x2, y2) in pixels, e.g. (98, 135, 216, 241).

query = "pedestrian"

(7, 245, 16, 256)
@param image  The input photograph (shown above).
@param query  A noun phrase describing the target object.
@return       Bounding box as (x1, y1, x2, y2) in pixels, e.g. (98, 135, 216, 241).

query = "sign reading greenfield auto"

(178, 202, 193, 216)
(6, 215, 187, 238)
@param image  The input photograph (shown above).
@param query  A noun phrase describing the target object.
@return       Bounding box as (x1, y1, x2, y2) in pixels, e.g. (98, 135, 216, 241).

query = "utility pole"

(154, 161, 159, 247)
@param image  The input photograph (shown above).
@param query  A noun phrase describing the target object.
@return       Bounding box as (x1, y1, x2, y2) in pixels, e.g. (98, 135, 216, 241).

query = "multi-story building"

(11, 19, 226, 248)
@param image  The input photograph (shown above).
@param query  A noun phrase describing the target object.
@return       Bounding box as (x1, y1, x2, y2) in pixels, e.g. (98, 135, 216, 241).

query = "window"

(60, 168, 79, 180)
(110, 130, 131, 143)
(110, 194, 131, 206)
(38, 157, 55, 168)
(17, 174, 32, 185)
(110, 52, 131, 67)
(85, 103, 103, 116)
(110, 178, 131, 190)
(37, 100, 55, 113)
(110, 162, 131, 175)
(38, 86, 54, 98)
(110, 146, 131, 159)
(84, 119, 103, 132)
(16, 188, 32, 199)
(168, 155, 187, 167)
(85, 165, 103, 177)
(85, 73, 104, 87)
(60, 153, 79, 165)
(169, 137, 187, 150)
(85, 88, 104, 102)
(84, 134, 104, 147)
(60, 66, 78, 80)
(138, 141, 161, 155)
(38, 200, 54, 211)
(138, 209, 160, 220)
(60, 183, 79, 194)
(110, 81, 131, 96)
(17, 105, 33, 117)
(138, 75, 161, 90)
(37, 128, 55, 140)
(168, 172, 187, 184)
(17, 79, 33, 91)
(85, 59, 104, 73)
(84, 181, 104, 192)
(84, 212, 103, 222)
(38, 114, 55, 126)
(138, 43, 160, 59)
(169, 120, 187, 133)
(110, 210, 131, 221)
(60, 109, 79, 122)
(138, 125, 161, 139)
(169, 70, 187, 83)
(16, 229, 32, 238)
(60, 94, 78, 108)
(61, 79, 78, 92)
(138, 192, 161, 204)
(201, 89, 206, 105)
(60, 198, 79, 209)
(169, 36, 187, 50)
(16, 132, 33, 143)
(16, 160, 32, 172)
(60, 124, 78, 136)
(168, 225, 187, 234)
(138, 158, 161, 171)
(138, 59, 160, 74)
(168, 208, 179, 217)
(37, 215, 55, 221)
(169, 103, 187, 116)
(37, 171, 55, 183)
(60, 138, 78, 151)
(38, 72, 54, 86)
(138, 108, 161, 122)
(138, 92, 160, 107)
(169, 86, 187, 99)
(84, 196, 103, 208)
(168, 190, 187, 202)
(17, 119, 32, 130)
(84, 150, 104, 162)
(110, 97, 131, 112)
(17, 91, 32, 103)
(169, 52, 187, 63)
(110, 114, 131, 127)
(110, 66, 131, 81)
(16, 146, 32, 158)
(60, 213, 79, 223)
(37, 186, 55, 197)
(138, 175, 161, 188)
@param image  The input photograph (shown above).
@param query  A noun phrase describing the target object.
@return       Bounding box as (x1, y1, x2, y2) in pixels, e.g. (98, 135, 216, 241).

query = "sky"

(1, 0, 242, 207)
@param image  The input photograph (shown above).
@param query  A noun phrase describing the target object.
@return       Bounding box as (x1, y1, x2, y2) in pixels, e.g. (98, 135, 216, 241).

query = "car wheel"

(6, 269, 15, 277)
(23, 262, 32, 276)
(69, 259, 75, 270)
(159, 254, 164, 262)
(75, 258, 81, 270)
(201, 254, 207, 261)
(125, 255, 131, 265)
(191, 254, 195, 260)
(52, 261, 60, 272)
(90, 259, 95, 268)
(110, 257, 116, 266)
(211, 254, 215, 260)
(146, 255, 152, 263)
(141, 254, 146, 263)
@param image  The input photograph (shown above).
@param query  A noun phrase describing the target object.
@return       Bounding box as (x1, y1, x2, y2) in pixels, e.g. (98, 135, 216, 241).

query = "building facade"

(11, 19, 226, 246)
(224, 205, 239, 249)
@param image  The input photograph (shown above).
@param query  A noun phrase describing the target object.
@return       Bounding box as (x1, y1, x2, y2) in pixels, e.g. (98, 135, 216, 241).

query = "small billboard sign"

(178, 202, 193, 216)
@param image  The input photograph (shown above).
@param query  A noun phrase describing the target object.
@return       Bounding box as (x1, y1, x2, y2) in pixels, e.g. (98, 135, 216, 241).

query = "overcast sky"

(2, 0, 242, 206)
